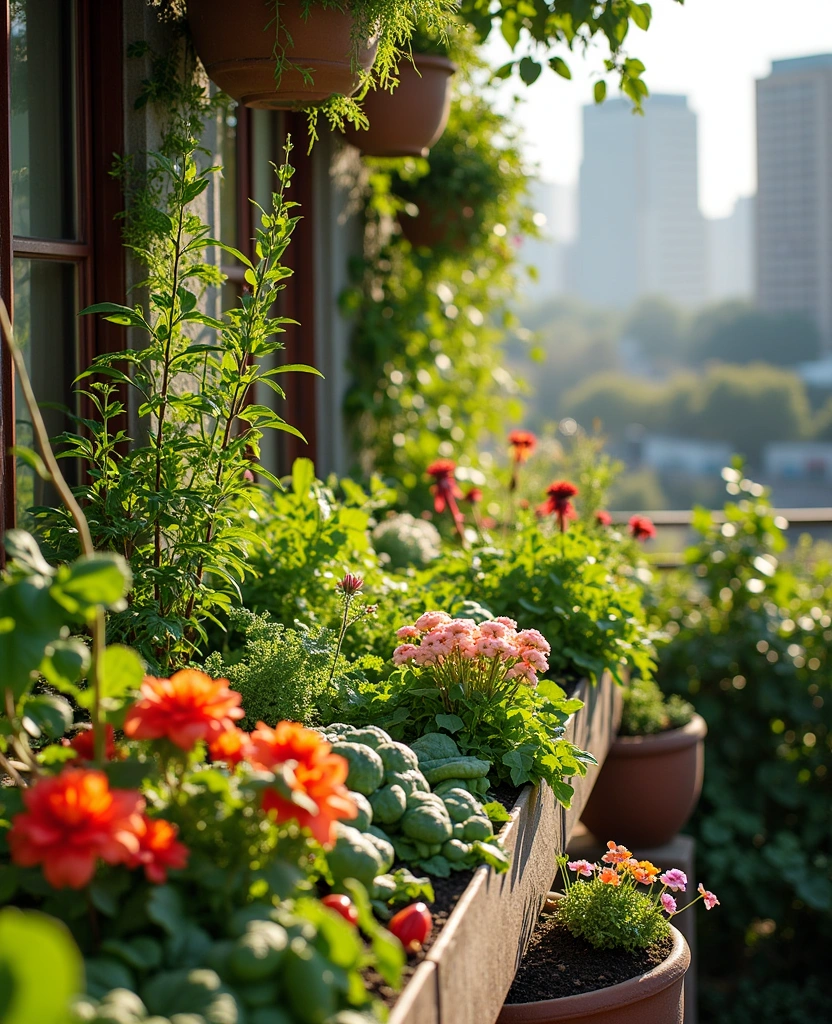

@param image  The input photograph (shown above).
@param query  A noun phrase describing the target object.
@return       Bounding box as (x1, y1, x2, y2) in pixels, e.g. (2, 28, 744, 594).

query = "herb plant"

(558, 841, 719, 953)
(619, 677, 694, 737)
(34, 138, 318, 673)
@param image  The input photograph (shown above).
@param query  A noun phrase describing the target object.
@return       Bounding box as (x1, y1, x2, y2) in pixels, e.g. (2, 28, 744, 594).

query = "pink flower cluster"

(393, 612, 551, 688)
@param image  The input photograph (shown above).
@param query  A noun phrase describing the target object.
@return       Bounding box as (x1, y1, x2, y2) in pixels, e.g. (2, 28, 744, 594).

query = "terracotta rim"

(611, 713, 707, 756)
(499, 926, 690, 1022)
(407, 53, 456, 75)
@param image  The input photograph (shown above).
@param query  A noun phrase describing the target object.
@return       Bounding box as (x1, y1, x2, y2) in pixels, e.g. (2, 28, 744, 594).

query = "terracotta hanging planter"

(344, 54, 455, 157)
(498, 922, 690, 1024)
(580, 714, 707, 848)
(398, 201, 476, 252)
(186, 0, 378, 109)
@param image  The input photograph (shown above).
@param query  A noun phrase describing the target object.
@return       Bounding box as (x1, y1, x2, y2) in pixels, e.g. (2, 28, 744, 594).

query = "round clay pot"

(498, 924, 690, 1024)
(187, 0, 378, 109)
(580, 714, 707, 849)
(344, 54, 455, 157)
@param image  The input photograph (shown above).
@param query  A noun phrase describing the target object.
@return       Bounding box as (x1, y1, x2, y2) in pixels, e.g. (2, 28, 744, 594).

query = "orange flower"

(508, 430, 537, 463)
(629, 859, 660, 885)
(123, 670, 245, 751)
(128, 815, 189, 884)
(208, 724, 250, 765)
(601, 841, 633, 865)
(7, 768, 144, 889)
(64, 724, 121, 763)
(599, 867, 621, 886)
(247, 721, 357, 845)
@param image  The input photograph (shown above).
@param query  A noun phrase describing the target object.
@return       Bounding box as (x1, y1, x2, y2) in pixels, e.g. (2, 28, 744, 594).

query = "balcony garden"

(0, 4, 829, 1024)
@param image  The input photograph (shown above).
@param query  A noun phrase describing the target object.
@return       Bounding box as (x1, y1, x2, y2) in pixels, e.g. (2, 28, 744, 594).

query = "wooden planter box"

(390, 672, 622, 1024)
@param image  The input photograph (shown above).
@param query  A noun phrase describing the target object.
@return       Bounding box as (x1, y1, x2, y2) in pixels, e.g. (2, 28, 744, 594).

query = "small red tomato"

(389, 902, 433, 953)
(321, 893, 359, 926)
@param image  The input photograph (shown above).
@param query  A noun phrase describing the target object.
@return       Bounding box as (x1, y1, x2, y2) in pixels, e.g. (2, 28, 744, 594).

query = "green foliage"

(203, 610, 335, 728)
(688, 302, 821, 367)
(372, 513, 441, 570)
(652, 470, 832, 1022)
(619, 677, 693, 737)
(344, 86, 532, 499)
(0, 908, 84, 1024)
(464, 0, 684, 105)
(557, 875, 670, 952)
(33, 139, 317, 673)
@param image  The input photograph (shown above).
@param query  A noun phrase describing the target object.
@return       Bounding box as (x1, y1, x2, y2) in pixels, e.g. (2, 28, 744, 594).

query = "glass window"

(10, 0, 78, 240)
(12, 259, 78, 518)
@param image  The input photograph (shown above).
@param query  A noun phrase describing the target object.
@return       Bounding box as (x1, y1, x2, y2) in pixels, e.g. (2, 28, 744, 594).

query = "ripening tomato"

(389, 902, 433, 952)
(321, 893, 359, 926)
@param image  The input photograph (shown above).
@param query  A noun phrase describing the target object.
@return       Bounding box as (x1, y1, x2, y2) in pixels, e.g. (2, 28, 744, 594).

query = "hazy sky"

(486, 0, 832, 220)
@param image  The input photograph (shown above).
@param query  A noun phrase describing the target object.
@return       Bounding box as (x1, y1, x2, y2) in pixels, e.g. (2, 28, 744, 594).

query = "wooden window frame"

(0, 0, 125, 548)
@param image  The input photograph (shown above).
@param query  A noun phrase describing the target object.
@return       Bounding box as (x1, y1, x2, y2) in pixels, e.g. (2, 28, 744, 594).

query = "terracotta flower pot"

(398, 202, 475, 251)
(580, 714, 707, 848)
(186, 0, 378, 109)
(498, 925, 690, 1024)
(344, 54, 455, 157)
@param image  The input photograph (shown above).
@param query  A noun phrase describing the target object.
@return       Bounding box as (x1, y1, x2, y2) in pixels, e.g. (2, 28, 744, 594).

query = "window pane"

(10, 0, 78, 239)
(13, 259, 78, 519)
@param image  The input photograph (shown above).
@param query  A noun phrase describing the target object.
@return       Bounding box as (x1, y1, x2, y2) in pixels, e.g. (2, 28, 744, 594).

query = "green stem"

(0, 301, 107, 762)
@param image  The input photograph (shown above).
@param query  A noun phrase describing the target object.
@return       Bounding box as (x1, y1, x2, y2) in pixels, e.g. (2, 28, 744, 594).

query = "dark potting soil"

(505, 911, 673, 1003)
(362, 866, 475, 1007)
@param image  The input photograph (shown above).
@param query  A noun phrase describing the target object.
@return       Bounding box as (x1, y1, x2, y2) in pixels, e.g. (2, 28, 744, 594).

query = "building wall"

(756, 54, 832, 349)
(571, 95, 705, 310)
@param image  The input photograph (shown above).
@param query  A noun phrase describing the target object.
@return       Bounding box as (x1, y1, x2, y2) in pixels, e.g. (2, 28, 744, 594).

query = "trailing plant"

(34, 138, 319, 673)
(653, 466, 832, 1024)
(619, 677, 693, 737)
(558, 841, 719, 952)
(343, 83, 533, 502)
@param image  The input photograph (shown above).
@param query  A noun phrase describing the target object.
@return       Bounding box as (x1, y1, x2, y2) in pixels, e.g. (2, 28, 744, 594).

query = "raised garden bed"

(389, 672, 622, 1024)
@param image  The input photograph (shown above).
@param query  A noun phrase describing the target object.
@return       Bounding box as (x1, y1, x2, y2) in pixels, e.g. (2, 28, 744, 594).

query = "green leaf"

(146, 885, 185, 936)
(594, 80, 607, 103)
(518, 57, 542, 86)
(40, 640, 90, 691)
(435, 713, 464, 734)
(51, 554, 132, 619)
(493, 61, 515, 80)
(549, 56, 572, 79)
(500, 11, 520, 48)
(10, 447, 50, 482)
(4, 530, 54, 576)
(0, 907, 83, 1024)
(472, 841, 511, 873)
(291, 457, 316, 498)
(99, 644, 145, 700)
(267, 362, 324, 377)
(629, 1, 652, 29)
(481, 801, 512, 824)
(20, 694, 73, 741)
(0, 578, 66, 700)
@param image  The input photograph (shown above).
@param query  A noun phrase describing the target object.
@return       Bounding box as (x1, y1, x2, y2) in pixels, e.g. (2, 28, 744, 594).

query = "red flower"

(336, 573, 364, 597)
(537, 480, 579, 532)
(508, 430, 537, 464)
(596, 510, 612, 527)
(247, 721, 357, 845)
(208, 724, 249, 765)
(7, 768, 144, 889)
(629, 515, 656, 542)
(463, 487, 483, 505)
(426, 460, 462, 515)
(128, 815, 189, 884)
(123, 670, 245, 752)
(64, 724, 120, 763)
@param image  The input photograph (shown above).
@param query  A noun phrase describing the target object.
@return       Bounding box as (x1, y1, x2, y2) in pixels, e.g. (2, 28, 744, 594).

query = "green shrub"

(619, 677, 694, 737)
(557, 876, 670, 953)
(204, 609, 335, 728)
(653, 468, 832, 1023)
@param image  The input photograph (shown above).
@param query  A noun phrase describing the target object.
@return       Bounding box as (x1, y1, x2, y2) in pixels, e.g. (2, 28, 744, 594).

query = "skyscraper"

(756, 54, 832, 349)
(571, 95, 705, 309)
(707, 196, 755, 302)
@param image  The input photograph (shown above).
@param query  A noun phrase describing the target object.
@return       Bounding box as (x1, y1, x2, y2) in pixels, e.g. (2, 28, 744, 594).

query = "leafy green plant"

(204, 609, 336, 728)
(33, 137, 318, 673)
(619, 677, 693, 737)
(653, 466, 832, 1023)
(344, 85, 532, 496)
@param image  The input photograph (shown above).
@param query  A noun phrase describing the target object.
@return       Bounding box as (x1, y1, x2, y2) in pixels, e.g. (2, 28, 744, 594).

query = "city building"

(707, 196, 755, 301)
(519, 180, 576, 305)
(570, 94, 706, 309)
(756, 54, 832, 349)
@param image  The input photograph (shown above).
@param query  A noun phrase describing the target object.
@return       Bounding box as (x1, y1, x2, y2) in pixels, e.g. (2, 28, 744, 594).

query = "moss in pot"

(500, 843, 720, 1023)
(580, 678, 707, 848)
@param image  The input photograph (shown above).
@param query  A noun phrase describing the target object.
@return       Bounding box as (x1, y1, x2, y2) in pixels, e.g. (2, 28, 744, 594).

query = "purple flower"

(659, 869, 687, 892)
